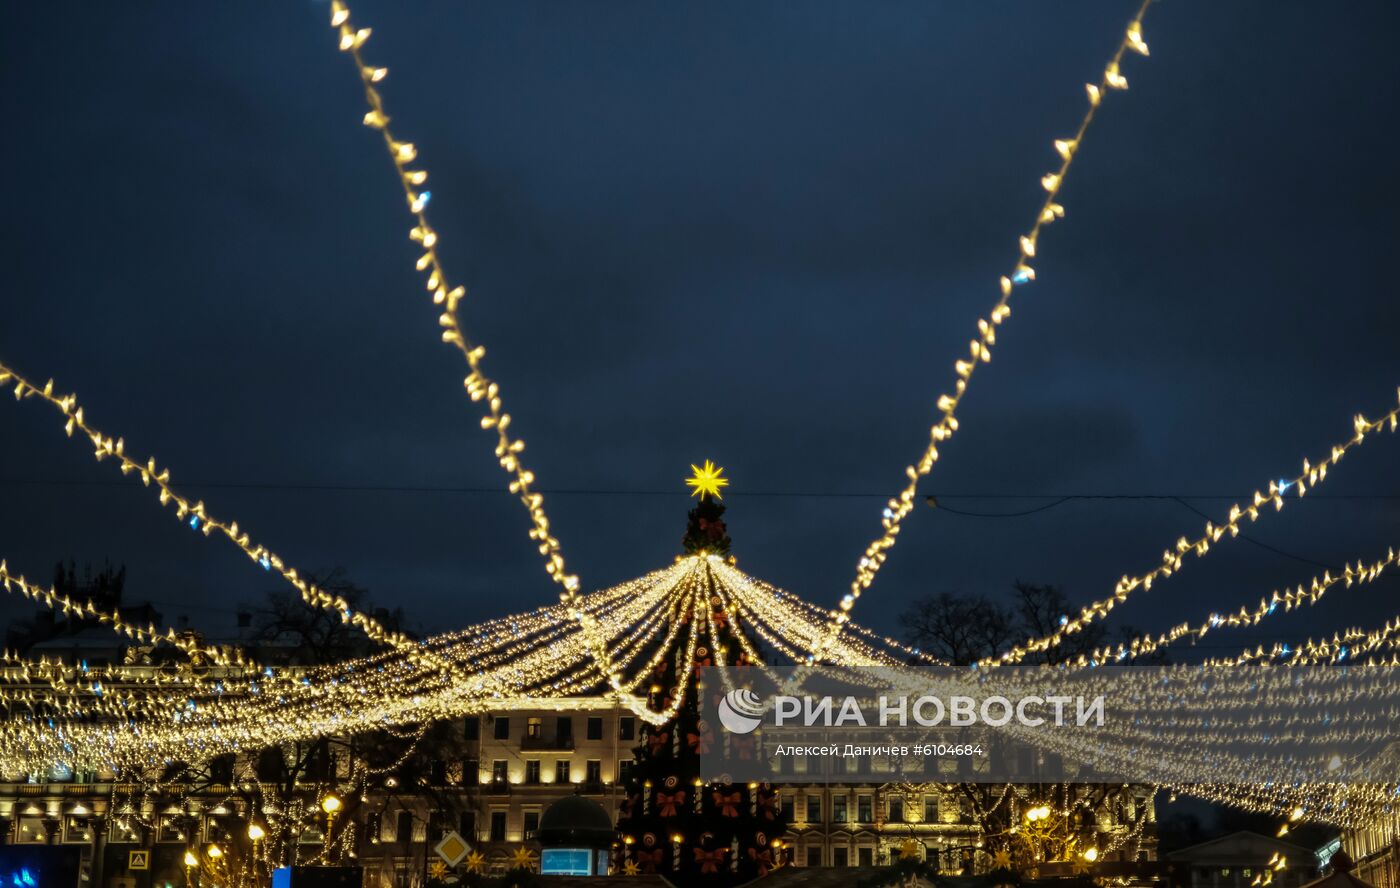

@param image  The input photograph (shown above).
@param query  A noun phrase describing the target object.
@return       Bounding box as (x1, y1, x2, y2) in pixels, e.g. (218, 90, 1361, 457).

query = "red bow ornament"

(656, 790, 686, 817)
(713, 789, 742, 817)
(635, 849, 664, 873)
(693, 848, 727, 874)
(748, 847, 775, 877)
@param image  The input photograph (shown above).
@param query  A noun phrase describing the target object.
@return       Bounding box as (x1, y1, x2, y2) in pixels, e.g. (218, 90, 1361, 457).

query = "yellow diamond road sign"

(434, 831, 470, 867)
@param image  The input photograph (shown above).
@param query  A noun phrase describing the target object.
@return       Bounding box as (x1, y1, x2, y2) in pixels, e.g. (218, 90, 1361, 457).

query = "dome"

(536, 794, 616, 848)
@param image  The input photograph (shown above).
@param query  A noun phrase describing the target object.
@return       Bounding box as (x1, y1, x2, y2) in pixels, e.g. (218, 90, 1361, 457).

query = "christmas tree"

(682, 459, 732, 556)
(615, 462, 788, 883)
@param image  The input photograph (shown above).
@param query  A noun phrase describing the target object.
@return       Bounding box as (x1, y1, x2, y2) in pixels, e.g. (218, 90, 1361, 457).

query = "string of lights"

(321, 2, 698, 723)
(0, 559, 716, 770)
(0, 361, 451, 674)
(810, 0, 1156, 671)
(982, 398, 1400, 669)
(1041, 543, 1400, 670)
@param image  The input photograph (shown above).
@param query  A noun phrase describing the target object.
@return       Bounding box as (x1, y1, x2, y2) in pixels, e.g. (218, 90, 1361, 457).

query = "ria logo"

(717, 687, 765, 735)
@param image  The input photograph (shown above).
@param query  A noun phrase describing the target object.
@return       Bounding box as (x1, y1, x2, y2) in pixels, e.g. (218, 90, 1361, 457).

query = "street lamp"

(183, 850, 197, 888)
(321, 794, 342, 862)
(246, 823, 266, 887)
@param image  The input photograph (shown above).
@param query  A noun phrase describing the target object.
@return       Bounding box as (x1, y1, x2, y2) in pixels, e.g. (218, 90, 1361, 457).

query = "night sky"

(2, 1, 1398, 652)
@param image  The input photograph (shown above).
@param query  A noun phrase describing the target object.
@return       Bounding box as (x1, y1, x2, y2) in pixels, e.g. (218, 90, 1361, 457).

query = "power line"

(1, 478, 1397, 500)
(1166, 496, 1337, 571)
(920, 494, 1338, 568)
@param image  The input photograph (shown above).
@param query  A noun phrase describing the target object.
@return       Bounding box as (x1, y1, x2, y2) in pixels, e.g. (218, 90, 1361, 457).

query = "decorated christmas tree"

(615, 462, 787, 883)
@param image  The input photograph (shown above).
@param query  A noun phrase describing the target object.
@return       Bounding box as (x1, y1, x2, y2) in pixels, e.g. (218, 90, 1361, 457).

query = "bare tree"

(898, 591, 1017, 667)
(240, 568, 409, 664)
(901, 580, 1150, 668)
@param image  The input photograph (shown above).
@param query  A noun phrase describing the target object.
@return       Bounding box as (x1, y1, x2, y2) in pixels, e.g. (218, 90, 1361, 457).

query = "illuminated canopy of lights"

(3, 554, 1400, 829)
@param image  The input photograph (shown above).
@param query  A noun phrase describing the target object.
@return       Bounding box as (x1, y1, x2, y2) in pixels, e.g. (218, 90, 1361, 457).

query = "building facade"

(2, 697, 1156, 886)
(1343, 814, 1400, 888)
(1165, 831, 1322, 888)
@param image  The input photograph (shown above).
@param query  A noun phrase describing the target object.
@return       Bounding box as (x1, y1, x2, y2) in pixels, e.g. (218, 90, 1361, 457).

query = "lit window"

(16, 816, 48, 844)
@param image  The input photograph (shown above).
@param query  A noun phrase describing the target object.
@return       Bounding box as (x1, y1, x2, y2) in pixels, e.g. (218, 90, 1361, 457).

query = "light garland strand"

(1065, 543, 1400, 670)
(323, 2, 681, 721)
(0, 361, 449, 673)
(983, 397, 1400, 668)
(812, 1, 1155, 668)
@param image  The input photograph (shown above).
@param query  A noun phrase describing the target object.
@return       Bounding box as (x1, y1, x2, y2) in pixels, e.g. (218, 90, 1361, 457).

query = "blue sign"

(541, 848, 593, 876)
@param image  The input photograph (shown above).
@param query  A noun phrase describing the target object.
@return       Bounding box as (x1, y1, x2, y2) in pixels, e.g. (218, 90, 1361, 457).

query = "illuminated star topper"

(686, 460, 729, 500)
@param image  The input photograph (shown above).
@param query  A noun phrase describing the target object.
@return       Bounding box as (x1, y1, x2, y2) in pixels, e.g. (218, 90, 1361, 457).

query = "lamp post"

(247, 822, 266, 887)
(321, 795, 342, 863)
(183, 850, 198, 888)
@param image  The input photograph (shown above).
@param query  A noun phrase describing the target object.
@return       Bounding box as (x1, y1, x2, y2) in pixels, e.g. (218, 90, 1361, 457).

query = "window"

(806, 796, 822, 823)
(429, 760, 448, 785)
(557, 716, 573, 742)
(458, 813, 476, 841)
(834, 847, 849, 867)
(556, 760, 572, 784)
(109, 818, 141, 844)
(490, 812, 507, 842)
(525, 760, 541, 784)
(493, 717, 510, 740)
(617, 760, 632, 783)
(492, 760, 508, 784)
(428, 813, 446, 843)
(587, 717, 603, 741)
(806, 847, 822, 867)
(858, 847, 874, 866)
(833, 796, 848, 823)
(365, 812, 382, 843)
(781, 795, 795, 821)
(923, 795, 939, 823)
(157, 815, 186, 843)
(464, 716, 480, 740)
(889, 796, 904, 822)
(619, 717, 636, 741)
(395, 811, 414, 843)
(526, 717, 543, 739)
(857, 795, 872, 823)
(463, 758, 480, 786)
(205, 816, 233, 844)
(523, 811, 540, 841)
(63, 816, 93, 843)
(15, 817, 47, 844)
(585, 760, 602, 784)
